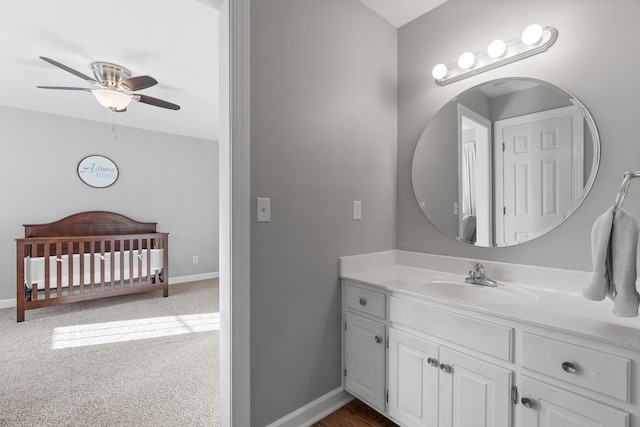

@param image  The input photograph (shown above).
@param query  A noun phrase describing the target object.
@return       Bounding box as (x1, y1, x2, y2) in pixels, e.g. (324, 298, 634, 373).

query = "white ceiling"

(358, 0, 448, 28)
(0, 1, 445, 142)
(0, 0, 219, 141)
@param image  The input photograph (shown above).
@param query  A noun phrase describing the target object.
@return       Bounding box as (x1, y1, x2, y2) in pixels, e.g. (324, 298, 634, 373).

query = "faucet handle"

(471, 261, 484, 274)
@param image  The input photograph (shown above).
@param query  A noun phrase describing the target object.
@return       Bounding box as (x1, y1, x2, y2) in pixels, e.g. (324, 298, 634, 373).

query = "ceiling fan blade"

(37, 86, 92, 91)
(133, 94, 181, 111)
(121, 75, 158, 91)
(39, 56, 98, 85)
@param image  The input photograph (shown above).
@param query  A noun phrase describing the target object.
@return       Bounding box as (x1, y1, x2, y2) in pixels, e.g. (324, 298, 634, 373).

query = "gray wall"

(398, 0, 640, 271)
(0, 106, 218, 301)
(249, 0, 397, 425)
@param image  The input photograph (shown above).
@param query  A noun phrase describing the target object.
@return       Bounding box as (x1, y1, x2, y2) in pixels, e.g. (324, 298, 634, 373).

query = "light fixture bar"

(434, 26, 558, 86)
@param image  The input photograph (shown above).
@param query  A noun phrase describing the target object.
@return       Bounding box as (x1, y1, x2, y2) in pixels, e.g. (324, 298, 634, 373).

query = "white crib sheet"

(24, 249, 164, 289)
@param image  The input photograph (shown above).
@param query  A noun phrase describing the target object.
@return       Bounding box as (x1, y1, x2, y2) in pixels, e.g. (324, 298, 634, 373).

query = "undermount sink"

(420, 279, 539, 305)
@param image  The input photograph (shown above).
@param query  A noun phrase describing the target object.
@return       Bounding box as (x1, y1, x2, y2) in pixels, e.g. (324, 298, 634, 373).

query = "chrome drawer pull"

(359, 298, 367, 306)
(439, 363, 452, 374)
(561, 362, 577, 374)
(427, 357, 439, 367)
(521, 397, 535, 409)
(374, 335, 382, 344)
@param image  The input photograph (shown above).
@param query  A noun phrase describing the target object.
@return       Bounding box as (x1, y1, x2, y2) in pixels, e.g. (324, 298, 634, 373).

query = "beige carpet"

(0, 280, 219, 427)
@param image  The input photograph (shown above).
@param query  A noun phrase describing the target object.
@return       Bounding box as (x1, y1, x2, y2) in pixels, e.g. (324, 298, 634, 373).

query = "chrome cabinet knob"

(427, 357, 439, 367)
(521, 397, 534, 409)
(359, 298, 367, 306)
(561, 362, 577, 374)
(439, 363, 452, 374)
(374, 335, 382, 344)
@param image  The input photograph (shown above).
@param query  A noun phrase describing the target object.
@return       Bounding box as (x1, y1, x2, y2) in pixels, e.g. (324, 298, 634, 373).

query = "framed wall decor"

(77, 155, 119, 188)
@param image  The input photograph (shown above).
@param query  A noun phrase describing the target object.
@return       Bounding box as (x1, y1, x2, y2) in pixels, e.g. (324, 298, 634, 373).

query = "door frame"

(458, 104, 493, 246)
(219, 0, 251, 426)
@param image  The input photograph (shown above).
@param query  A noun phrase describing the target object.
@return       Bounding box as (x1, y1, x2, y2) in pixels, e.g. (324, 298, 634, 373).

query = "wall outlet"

(193, 256, 199, 264)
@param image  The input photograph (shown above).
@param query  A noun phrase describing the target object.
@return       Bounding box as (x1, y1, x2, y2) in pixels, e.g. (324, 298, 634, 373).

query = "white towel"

(583, 206, 640, 317)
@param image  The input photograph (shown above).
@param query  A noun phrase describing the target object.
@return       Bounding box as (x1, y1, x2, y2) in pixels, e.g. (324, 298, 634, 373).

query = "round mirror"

(412, 77, 599, 247)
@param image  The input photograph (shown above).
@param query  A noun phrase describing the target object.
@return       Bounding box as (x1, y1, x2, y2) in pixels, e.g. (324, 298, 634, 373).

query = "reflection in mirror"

(412, 78, 599, 247)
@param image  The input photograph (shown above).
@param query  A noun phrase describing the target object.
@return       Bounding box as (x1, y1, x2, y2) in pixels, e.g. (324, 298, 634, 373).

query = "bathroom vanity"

(340, 250, 640, 427)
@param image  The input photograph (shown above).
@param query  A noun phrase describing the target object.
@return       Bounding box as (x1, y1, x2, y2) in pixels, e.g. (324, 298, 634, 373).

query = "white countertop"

(340, 251, 640, 352)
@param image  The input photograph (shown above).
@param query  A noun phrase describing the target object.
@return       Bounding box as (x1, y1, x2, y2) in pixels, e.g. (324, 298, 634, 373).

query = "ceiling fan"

(36, 56, 180, 112)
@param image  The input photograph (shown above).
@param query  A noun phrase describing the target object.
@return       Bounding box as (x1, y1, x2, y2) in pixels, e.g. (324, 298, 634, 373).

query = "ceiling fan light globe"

(92, 89, 131, 111)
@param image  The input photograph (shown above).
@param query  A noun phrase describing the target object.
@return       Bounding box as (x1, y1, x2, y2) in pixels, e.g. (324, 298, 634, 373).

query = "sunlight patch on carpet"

(51, 312, 219, 349)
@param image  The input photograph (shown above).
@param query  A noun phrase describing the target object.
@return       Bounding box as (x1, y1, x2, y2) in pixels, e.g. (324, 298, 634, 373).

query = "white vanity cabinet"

(388, 299, 513, 427)
(343, 283, 387, 411)
(341, 275, 639, 427)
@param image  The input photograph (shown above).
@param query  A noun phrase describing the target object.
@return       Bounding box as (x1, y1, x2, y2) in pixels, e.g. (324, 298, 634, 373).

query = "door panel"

(494, 106, 584, 246)
(388, 327, 439, 427)
(345, 312, 386, 410)
(439, 347, 512, 427)
(502, 115, 571, 245)
(520, 376, 629, 427)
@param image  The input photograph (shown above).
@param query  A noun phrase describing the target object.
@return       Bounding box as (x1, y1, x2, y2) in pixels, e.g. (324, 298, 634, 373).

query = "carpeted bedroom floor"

(0, 279, 220, 427)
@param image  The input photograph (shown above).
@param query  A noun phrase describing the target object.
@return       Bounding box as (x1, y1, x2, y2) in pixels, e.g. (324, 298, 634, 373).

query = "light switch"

(257, 197, 271, 222)
(352, 201, 362, 220)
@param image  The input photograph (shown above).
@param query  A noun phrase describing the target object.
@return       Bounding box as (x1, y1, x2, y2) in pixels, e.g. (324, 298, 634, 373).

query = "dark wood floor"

(312, 399, 399, 427)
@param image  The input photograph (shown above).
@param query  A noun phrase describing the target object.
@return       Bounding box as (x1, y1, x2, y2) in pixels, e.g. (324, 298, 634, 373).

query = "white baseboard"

(170, 272, 219, 284)
(0, 298, 14, 309)
(0, 272, 219, 309)
(265, 387, 353, 427)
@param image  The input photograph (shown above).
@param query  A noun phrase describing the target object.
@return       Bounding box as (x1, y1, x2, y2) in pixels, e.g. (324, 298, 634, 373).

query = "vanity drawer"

(521, 332, 631, 402)
(389, 296, 513, 361)
(345, 283, 385, 319)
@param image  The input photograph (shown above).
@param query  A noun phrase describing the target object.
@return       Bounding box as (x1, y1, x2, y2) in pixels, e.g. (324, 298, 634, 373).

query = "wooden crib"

(16, 211, 169, 322)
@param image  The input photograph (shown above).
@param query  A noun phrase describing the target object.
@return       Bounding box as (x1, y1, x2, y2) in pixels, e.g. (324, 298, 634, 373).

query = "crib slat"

(146, 237, 151, 285)
(90, 241, 95, 293)
(100, 240, 105, 292)
(67, 242, 74, 296)
(129, 239, 134, 288)
(79, 240, 85, 295)
(120, 239, 125, 289)
(55, 242, 62, 299)
(110, 238, 115, 290)
(138, 238, 143, 287)
(43, 243, 50, 300)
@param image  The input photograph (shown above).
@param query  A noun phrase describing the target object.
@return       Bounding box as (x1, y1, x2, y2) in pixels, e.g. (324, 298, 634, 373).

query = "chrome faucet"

(465, 261, 497, 287)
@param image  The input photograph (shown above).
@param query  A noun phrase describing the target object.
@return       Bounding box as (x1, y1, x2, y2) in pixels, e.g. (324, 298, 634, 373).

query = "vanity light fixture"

(431, 24, 558, 86)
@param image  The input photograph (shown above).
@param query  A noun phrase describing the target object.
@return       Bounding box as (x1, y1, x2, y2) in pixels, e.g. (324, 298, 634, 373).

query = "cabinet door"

(388, 327, 439, 427)
(345, 311, 386, 410)
(439, 347, 513, 427)
(519, 376, 629, 427)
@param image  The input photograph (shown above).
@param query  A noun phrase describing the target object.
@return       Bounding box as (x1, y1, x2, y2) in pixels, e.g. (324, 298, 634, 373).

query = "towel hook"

(614, 171, 640, 211)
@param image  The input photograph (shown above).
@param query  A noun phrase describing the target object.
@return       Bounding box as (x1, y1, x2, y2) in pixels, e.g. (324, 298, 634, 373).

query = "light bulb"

(431, 63, 448, 80)
(458, 52, 475, 70)
(521, 24, 544, 45)
(487, 39, 507, 58)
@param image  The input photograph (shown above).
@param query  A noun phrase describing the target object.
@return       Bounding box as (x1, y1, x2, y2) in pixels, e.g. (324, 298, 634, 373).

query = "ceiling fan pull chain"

(112, 111, 118, 142)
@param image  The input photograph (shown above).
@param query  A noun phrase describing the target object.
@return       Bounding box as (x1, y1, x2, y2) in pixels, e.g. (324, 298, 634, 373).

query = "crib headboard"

(23, 211, 158, 238)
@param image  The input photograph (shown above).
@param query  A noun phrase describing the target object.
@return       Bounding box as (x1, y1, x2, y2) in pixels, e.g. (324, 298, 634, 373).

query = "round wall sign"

(77, 155, 119, 188)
